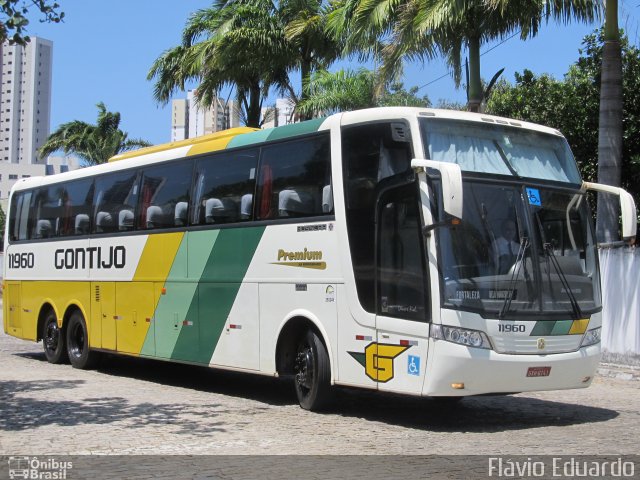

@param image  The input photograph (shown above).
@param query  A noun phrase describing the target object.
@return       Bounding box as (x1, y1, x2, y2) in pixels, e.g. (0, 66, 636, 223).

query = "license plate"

(526, 366, 551, 377)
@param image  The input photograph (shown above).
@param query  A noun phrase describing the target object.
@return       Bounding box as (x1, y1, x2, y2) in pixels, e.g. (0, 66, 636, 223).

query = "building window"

(9, 174, 18, 179)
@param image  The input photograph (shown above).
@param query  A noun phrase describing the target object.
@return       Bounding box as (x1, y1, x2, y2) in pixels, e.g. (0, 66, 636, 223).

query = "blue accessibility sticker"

(526, 187, 542, 206)
(408, 355, 420, 376)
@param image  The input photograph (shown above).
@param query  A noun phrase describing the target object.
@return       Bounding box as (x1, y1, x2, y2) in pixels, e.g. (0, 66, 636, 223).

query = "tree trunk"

(246, 84, 263, 128)
(467, 35, 482, 113)
(596, 0, 623, 243)
(298, 58, 312, 121)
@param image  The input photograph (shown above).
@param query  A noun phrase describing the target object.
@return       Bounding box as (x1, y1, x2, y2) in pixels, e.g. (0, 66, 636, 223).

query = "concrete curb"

(597, 363, 640, 381)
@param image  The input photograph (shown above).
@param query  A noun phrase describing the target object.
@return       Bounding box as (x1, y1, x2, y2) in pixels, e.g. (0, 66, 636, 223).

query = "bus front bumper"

(422, 339, 601, 397)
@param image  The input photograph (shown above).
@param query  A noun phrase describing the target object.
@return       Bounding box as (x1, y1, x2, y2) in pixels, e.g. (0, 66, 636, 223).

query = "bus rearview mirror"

(583, 181, 638, 240)
(411, 159, 463, 220)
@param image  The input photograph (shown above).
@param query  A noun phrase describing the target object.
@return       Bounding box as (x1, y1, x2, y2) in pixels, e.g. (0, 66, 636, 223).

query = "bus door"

(375, 184, 431, 394)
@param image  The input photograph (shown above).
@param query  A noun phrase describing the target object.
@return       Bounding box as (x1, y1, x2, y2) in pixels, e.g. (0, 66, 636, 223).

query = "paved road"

(0, 309, 638, 458)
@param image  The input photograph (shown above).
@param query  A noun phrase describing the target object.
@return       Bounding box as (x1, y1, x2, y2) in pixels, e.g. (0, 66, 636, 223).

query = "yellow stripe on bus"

(133, 233, 184, 282)
(569, 319, 590, 335)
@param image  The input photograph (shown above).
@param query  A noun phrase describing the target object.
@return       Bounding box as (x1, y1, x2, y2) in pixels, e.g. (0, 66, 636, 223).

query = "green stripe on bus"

(530, 321, 555, 336)
(265, 118, 325, 141)
(550, 320, 573, 336)
(141, 230, 220, 358)
(170, 226, 265, 364)
(226, 129, 272, 149)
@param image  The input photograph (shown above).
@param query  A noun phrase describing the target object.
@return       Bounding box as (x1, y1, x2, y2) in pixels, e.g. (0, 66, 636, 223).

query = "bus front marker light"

(451, 383, 465, 390)
(581, 327, 601, 347)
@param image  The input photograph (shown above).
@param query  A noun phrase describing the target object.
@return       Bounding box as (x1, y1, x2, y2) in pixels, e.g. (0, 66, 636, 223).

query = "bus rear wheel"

(42, 310, 68, 364)
(294, 330, 331, 411)
(66, 311, 100, 369)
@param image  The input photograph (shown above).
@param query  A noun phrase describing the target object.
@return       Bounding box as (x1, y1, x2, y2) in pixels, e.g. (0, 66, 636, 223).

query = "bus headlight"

(431, 324, 492, 349)
(581, 327, 601, 347)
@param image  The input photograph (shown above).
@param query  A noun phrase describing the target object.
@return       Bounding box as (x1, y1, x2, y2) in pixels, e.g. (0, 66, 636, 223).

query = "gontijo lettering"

(54, 246, 126, 269)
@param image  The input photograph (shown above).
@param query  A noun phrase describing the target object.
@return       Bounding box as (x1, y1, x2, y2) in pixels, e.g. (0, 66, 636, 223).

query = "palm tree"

(296, 68, 377, 117)
(280, 0, 343, 116)
(329, 0, 601, 112)
(297, 68, 431, 117)
(148, 0, 293, 128)
(38, 103, 150, 166)
(596, 0, 623, 243)
(149, 0, 341, 125)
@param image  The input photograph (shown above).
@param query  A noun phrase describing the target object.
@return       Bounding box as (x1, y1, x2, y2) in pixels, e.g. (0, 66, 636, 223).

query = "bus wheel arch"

(275, 315, 333, 411)
(37, 302, 59, 342)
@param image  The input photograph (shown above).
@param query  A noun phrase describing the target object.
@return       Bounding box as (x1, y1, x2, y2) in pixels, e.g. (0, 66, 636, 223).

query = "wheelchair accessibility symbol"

(408, 355, 420, 376)
(526, 187, 542, 206)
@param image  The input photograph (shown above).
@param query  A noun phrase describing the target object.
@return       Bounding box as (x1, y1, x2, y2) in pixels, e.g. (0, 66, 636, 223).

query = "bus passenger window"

(256, 135, 331, 220)
(193, 150, 258, 225)
(58, 179, 94, 237)
(31, 187, 57, 239)
(138, 161, 193, 230)
(9, 191, 33, 241)
(93, 171, 139, 234)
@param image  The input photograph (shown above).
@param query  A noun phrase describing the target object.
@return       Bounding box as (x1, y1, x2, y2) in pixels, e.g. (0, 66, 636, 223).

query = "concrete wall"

(600, 246, 640, 356)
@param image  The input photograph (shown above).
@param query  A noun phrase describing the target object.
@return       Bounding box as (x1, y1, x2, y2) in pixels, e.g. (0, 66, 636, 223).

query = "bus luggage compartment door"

(5, 282, 23, 337)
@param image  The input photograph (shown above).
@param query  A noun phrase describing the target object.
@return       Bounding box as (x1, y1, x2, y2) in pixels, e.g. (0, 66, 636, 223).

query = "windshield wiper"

(499, 235, 530, 319)
(542, 243, 583, 319)
(534, 213, 583, 319)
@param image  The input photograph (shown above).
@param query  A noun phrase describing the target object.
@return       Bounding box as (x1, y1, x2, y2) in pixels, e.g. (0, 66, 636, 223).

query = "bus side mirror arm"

(582, 181, 638, 240)
(411, 159, 463, 220)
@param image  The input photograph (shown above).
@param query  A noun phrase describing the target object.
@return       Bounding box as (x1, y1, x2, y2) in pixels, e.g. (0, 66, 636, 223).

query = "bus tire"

(42, 310, 68, 364)
(294, 330, 332, 411)
(66, 310, 100, 370)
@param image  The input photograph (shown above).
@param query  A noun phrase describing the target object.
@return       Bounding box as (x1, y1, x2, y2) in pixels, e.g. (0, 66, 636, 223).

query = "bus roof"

(9, 107, 564, 195)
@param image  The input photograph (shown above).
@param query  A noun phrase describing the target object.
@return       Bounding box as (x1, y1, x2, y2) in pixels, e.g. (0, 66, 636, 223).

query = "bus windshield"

(434, 183, 600, 318)
(420, 118, 582, 184)
(420, 119, 600, 319)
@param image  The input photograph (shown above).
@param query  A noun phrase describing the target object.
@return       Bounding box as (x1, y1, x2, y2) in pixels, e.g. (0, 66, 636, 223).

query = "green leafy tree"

(1, 0, 64, 45)
(378, 82, 430, 107)
(328, 0, 600, 112)
(487, 30, 640, 229)
(148, 0, 341, 127)
(38, 102, 151, 166)
(149, 0, 292, 128)
(280, 0, 342, 115)
(296, 68, 429, 117)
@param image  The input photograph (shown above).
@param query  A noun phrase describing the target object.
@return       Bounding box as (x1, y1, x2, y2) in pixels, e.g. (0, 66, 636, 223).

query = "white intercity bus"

(3, 108, 636, 410)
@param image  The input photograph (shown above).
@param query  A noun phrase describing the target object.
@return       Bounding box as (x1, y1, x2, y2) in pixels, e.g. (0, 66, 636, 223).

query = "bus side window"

(59, 179, 94, 237)
(93, 171, 139, 234)
(139, 160, 193, 230)
(31, 187, 57, 239)
(193, 150, 258, 225)
(256, 135, 331, 220)
(9, 191, 33, 241)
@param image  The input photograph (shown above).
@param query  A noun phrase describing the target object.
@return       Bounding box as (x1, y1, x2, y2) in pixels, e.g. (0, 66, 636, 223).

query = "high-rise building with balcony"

(1, 37, 53, 165)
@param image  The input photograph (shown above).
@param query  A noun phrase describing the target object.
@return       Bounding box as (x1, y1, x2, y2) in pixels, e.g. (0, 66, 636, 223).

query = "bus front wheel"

(66, 311, 100, 369)
(42, 310, 68, 364)
(294, 330, 331, 411)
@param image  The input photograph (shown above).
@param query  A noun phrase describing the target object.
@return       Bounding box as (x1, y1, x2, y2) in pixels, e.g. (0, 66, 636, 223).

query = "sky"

(26, 0, 640, 147)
